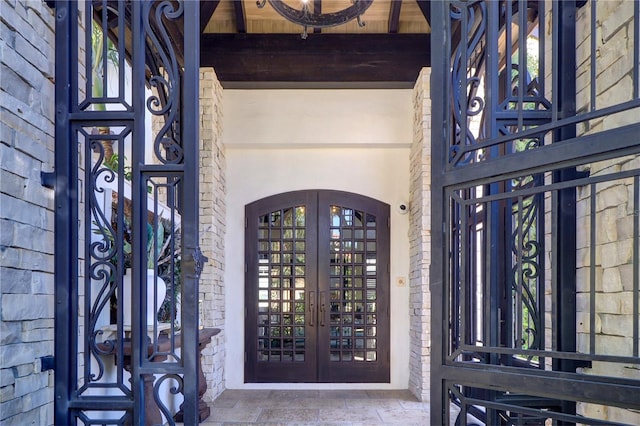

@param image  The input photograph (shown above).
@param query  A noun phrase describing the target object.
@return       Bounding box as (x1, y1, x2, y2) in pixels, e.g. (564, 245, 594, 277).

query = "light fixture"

(257, 0, 373, 39)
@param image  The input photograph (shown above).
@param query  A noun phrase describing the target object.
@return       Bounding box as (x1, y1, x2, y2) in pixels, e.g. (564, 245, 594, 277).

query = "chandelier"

(256, 0, 374, 39)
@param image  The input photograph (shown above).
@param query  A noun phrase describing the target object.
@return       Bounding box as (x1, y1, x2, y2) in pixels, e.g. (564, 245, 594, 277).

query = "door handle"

(319, 291, 326, 327)
(308, 291, 315, 327)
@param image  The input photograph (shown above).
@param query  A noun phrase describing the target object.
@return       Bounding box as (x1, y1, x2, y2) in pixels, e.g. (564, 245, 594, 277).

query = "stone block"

(0, 62, 32, 107)
(596, 184, 628, 212)
(0, 194, 45, 228)
(0, 321, 20, 345)
(30, 272, 53, 295)
(595, 207, 618, 243)
(599, 0, 633, 42)
(0, 397, 23, 419)
(1, 294, 53, 320)
(577, 402, 607, 421)
(595, 334, 632, 356)
(21, 318, 53, 331)
(576, 311, 600, 334)
(607, 407, 640, 425)
(15, 372, 49, 397)
(601, 267, 622, 292)
(0, 267, 31, 294)
(21, 327, 53, 343)
(615, 215, 635, 240)
(602, 102, 638, 130)
(0, 43, 45, 98)
(618, 264, 635, 292)
(0, 384, 15, 403)
(0, 143, 35, 181)
(593, 292, 621, 314)
(14, 129, 53, 166)
(599, 239, 633, 269)
(18, 249, 53, 273)
(12, 363, 33, 378)
(1, 408, 41, 426)
(0, 169, 26, 200)
(13, 222, 54, 254)
(39, 401, 54, 426)
(14, 31, 51, 79)
(600, 313, 633, 338)
(0, 369, 14, 388)
(0, 343, 35, 369)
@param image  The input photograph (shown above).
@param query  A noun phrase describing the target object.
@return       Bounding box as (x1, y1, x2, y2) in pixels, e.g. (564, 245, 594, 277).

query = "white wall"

(223, 89, 413, 389)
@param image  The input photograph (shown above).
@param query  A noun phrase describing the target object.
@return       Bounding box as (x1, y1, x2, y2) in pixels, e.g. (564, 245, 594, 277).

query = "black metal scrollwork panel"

(56, 0, 200, 423)
(79, 124, 133, 396)
(80, 1, 132, 112)
(508, 165, 544, 354)
(449, 1, 487, 167)
(143, 0, 184, 165)
(448, 1, 552, 169)
(142, 175, 184, 364)
(75, 410, 129, 425)
(153, 374, 184, 426)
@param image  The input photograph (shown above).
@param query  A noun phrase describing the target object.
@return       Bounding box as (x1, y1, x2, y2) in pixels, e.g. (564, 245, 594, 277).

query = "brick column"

(198, 68, 226, 401)
(0, 1, 56, 424)
(408, 68, 432, 402)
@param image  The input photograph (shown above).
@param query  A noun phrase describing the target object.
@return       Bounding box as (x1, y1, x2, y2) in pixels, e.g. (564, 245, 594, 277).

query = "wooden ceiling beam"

(233, 0, 247, 33)
(313, 0, 322, 34)
(416, 0, 431, 28)
(200, 0, 221, 34)
(388, 1, 402, 33)
(200, 33, 430, 88)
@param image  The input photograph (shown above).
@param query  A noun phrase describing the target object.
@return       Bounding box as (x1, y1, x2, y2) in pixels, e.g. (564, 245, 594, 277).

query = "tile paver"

(201, 389, 432, 425)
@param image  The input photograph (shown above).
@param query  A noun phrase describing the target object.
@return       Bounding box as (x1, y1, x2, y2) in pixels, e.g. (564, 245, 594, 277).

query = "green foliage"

(103, 153, 133, 181)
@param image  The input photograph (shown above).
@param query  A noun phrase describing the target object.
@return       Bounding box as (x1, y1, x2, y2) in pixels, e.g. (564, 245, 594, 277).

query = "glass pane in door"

(328, 205, 378, 363)
(255, 206, 307, 363)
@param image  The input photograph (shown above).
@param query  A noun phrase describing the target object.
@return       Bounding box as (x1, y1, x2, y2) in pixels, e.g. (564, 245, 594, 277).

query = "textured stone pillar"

(408, 68, 432, 402)
(0, 1, 56, 424)
(198, 68, 227, 401)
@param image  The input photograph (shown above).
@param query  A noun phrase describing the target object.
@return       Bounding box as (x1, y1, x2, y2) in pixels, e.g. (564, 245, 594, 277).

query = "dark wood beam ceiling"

(313, 0, 322, 34)
(388, 1, 402, 33)
(200, 1, 220, 34)
(233, 0, 247, 33)
(416, 0, 431, 28)
(201, 33, 430, 89)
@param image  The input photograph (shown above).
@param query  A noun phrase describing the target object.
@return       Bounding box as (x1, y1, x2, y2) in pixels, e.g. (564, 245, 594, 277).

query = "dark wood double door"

(245, 190, 390, 383)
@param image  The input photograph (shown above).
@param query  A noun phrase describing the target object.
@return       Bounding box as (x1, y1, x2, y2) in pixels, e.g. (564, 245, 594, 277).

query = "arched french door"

(245, 190, 390, 383)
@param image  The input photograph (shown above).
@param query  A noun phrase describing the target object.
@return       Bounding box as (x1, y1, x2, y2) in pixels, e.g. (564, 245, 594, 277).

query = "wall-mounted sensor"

(397, 202, 409, 215)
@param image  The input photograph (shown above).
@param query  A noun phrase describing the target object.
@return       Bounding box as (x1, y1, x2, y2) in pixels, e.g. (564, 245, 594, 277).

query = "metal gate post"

(178, 1, 201, 423)
(53, 2, 78, 424)
(429, 0, 448, 424)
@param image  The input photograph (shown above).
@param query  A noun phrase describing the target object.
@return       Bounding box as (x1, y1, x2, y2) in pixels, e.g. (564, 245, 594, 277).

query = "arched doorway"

(244, 190, 390, 383)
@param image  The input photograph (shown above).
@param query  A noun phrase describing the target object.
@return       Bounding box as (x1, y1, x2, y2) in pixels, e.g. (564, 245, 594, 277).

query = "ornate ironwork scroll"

(54, 1, 201, 424)
(432, 1, 640, 425)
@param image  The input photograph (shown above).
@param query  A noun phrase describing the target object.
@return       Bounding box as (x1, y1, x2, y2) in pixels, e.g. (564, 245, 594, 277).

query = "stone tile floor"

(201, 389, 436, 425)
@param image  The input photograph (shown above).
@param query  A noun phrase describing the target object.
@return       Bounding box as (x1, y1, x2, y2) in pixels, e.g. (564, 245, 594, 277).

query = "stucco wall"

(0, 1, 56, 424)
(223, 89, 413, 389)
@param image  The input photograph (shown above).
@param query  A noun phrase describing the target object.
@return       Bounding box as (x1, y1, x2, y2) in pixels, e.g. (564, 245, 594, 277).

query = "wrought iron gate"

(53, 1, 202, 424)
(431, 1, 640, 424)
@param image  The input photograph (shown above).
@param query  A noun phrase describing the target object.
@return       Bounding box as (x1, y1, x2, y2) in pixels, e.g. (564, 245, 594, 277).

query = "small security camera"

(397, 202, 409, 215)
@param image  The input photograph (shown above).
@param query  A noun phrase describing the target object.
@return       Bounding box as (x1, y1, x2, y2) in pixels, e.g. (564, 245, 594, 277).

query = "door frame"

(244, 190, 390, 383)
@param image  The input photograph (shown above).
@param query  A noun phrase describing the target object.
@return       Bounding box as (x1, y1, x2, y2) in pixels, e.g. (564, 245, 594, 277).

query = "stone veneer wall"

(573, 1, 640, 423)
(408, 68, 432, 402)
(199, 68, 226, 402)
(0, 1, 56, 424)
